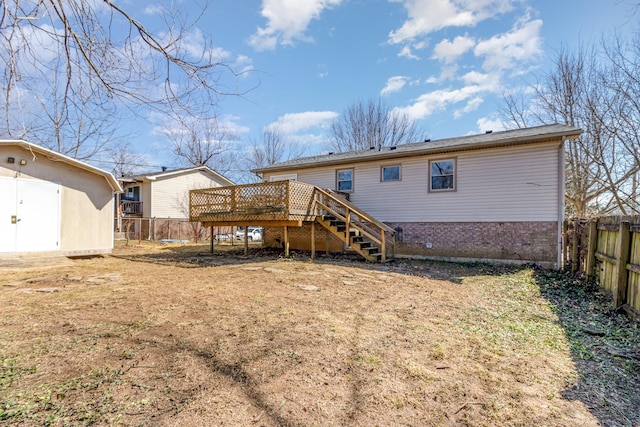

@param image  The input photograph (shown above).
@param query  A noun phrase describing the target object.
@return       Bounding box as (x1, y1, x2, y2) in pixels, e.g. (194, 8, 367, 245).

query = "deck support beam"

(311, 221, 316, 259)
(244, 226, 249, 255)
(284, 226, 290, 257)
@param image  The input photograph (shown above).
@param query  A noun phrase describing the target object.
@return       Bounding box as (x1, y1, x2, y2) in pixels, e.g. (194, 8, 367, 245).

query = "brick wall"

(387, 221, 558, 263)
(265, 221, 558, 264)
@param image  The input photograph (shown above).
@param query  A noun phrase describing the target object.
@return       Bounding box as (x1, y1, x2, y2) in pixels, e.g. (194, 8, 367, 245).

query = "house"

(117, 166, 234, 240)
(247, 124, 582, 267)
(0, 140, 122, 256)
(118, 166, 234, 220)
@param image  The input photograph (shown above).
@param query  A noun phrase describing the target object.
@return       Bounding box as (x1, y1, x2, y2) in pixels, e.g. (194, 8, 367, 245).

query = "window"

(381, 165, 401, 182)
(336, 169, 353, 192)
(430, 159, 455, 191)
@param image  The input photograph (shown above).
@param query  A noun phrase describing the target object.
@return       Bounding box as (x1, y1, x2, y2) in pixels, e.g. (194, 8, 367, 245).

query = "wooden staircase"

(313, 188, 395, 263)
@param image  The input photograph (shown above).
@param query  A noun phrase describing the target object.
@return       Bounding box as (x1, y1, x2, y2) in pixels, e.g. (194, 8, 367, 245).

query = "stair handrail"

(313, 187, 395, 262)
(314, 188, 396, 234)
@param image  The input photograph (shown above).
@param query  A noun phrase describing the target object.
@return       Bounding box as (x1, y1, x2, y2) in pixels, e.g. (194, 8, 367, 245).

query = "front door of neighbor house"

(0, 177, 60, 253)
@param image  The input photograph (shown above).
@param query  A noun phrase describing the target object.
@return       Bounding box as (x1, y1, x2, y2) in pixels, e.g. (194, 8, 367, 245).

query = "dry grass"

(1, 243, 638, 426)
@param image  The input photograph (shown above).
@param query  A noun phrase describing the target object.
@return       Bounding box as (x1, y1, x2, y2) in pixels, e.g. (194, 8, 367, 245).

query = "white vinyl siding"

(264, 142, 561, 222)
(150, 171, 228, 218)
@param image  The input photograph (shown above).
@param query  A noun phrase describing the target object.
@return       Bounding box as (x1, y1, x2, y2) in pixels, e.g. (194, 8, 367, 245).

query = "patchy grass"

(0, 243, 638, 426)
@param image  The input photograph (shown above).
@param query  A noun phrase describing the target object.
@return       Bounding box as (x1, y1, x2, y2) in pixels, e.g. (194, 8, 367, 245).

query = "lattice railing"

(190, 180, 317, 223)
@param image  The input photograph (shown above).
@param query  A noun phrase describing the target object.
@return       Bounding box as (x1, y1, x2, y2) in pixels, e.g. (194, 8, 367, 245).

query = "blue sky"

(128, 0, 638, 175)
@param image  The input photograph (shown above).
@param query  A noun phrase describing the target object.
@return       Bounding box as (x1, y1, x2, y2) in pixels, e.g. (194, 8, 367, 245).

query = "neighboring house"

(252, 124, 582, 267)
(117, 166, 234, 220)
(0, 140, 122, 256)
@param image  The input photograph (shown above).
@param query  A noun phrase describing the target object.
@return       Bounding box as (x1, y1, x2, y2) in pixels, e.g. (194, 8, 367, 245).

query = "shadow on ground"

(533, 269, 640, 426)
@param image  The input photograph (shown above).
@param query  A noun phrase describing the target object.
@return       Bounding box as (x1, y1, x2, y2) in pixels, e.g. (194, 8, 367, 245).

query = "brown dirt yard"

(1, 243, 639, 426)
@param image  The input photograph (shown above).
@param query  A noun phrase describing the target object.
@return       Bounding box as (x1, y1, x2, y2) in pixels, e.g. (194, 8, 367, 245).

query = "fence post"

(570, 220, 579, 274)
(585, 220, 598, 278)
(613, 221, 631, 307)
(562, 221, 569, 269)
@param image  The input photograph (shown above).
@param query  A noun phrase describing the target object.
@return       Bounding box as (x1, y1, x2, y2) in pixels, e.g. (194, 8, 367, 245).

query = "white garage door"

(0, 177, 60, 253)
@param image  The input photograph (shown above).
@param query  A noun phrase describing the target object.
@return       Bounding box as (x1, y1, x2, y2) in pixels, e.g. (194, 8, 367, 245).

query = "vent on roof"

(370, 146, 375, 150)
(424, 139, 431, 142)
(161, 166, 167, 171)
(389, 146, 397, 150)
(485, 130, 493, 134)
(328, 152, 334, 155)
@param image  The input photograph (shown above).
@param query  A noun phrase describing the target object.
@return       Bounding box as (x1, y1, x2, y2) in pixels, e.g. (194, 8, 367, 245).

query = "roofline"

(252, 125, 582, 174)
(124, 165, 235, 186)
(0, 139, 123, 193)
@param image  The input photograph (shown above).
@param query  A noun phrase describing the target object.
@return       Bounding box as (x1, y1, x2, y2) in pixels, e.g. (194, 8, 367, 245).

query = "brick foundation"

(265, 221, 558, 265)
(387, 221, 558, 264)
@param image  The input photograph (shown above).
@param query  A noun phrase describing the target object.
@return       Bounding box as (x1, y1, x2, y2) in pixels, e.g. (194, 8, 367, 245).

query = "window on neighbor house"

(429, 159, 455, 191)
(381, 165, 401, 182)
(336, 169, 354, 192)
(126, 185, 141, 201)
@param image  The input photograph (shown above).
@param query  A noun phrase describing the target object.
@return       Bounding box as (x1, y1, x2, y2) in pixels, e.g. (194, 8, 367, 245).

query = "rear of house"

(0, 140, 121, 256)
(254, 124, 581, 267)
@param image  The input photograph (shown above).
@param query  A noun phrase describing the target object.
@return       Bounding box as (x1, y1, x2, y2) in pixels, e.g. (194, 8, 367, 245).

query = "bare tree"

(500, 42, 640, 217)
(246, 125, 306, 171)
(163, 116, 240, 176)
(328, 98, 423, 152)
(0, 0, 245, 160)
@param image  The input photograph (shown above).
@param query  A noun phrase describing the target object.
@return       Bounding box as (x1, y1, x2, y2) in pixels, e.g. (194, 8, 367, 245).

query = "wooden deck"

(190, 180, 396, 262)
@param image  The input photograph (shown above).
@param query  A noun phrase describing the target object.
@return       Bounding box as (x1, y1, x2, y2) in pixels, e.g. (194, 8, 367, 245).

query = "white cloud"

(476, 116, 507, 133)
(398, 45, 420, 60)
(248, 0, 343, 50)
(389, 0, 515, 44)
(381, 76, 408, 96)
(432, 35, 475, 63)
(393, 85, 484, 121)
(453, 96, 483, 118)
(144, 4, 164, 15)
(267, 111, 338, 134)
(474, 15, 543, 71)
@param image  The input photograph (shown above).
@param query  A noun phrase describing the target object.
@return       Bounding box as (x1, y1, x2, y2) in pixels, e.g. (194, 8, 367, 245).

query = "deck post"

(311, 221, 316, 259)
(244, 226, 249, 255)
(210, 226, 214, 253)
(381, 230, 386, 263)
(284, 226, 290, 257)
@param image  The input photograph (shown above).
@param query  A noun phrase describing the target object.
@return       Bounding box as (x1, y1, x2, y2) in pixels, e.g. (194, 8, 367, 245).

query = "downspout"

(557, 138, 566, 269)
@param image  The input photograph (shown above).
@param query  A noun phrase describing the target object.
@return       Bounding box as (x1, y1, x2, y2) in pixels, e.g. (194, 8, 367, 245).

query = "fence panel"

(564, 216, 640, 317)
(628, 226, 640, 312)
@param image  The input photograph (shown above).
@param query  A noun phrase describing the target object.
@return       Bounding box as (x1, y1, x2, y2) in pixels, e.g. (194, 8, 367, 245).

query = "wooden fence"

(564, 216, 640, 316)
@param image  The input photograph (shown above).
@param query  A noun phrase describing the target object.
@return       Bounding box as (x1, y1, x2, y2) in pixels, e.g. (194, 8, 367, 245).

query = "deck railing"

(190, 180, 316, 223)
(120, 201, 143, 216)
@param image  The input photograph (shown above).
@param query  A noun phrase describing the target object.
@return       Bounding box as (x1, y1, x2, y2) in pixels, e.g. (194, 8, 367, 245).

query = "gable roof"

(121, 165, 234, 186)
(0, 139, 122, 192)
(253, 123, 582, 174)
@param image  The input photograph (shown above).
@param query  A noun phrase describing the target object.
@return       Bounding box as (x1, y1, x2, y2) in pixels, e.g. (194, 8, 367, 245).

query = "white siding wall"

(0, 146, 115, 255)
(150, 171, 229, 218)
(265, 142, 561, 222)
